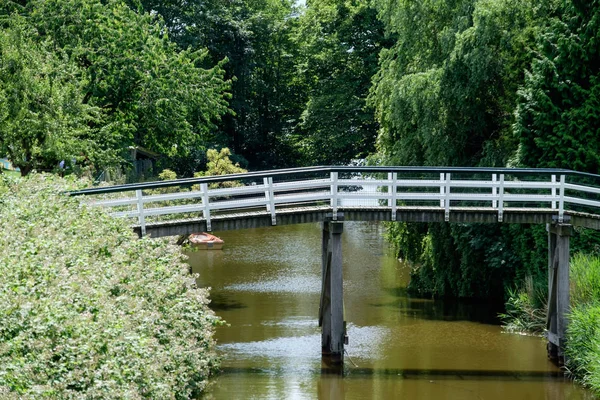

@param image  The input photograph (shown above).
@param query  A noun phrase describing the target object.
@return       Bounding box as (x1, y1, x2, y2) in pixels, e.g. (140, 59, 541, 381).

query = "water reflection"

(190, 222, 592, 399)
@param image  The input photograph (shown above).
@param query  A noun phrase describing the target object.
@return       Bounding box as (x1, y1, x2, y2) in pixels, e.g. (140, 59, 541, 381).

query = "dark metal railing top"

(68, 166, 600, 196)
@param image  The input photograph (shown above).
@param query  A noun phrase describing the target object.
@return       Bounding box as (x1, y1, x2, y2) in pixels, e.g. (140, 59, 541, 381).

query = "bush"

(570, 253, 600, 306)
(0, 174, 220, 399)
(565, 302, 600, 392)
(564, 254, 600, 394)
(499, 276, 547, 334)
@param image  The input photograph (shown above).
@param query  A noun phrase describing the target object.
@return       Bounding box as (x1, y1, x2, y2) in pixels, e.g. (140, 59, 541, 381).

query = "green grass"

(565, 254, 600, 394)
(571, 253, 600, 306)
(1, 168, 20, 178)
(499, 275, 547, 334)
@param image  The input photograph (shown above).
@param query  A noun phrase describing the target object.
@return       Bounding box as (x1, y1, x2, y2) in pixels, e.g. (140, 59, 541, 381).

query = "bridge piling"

(319, 219, 345, 364)
(546, 222, 571, 363)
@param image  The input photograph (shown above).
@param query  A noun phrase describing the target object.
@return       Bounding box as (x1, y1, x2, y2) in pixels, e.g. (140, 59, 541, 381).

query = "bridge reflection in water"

(71, 166, 600, 365)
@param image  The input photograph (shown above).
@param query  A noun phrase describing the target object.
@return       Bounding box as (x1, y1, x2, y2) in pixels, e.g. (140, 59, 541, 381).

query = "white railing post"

(498, 174, 505, 222)
(444, 173, 451, 222)
(331, 172, 338, 220)
(492, 174, 498, 209)
(200, 183, 211, 231)
(136, 189, 146, 236)
(387, 173, 393, 207)
(551, 175, 557, 209)
(439, 173, 445, 208)
(264, 177, 276, 225)
(559, 175, 566, 223)
(390, 172, 397, 221)
(263, 177, 271, 213)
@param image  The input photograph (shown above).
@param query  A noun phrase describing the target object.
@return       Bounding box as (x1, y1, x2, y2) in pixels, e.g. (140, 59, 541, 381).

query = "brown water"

(188, 222, 591, 399)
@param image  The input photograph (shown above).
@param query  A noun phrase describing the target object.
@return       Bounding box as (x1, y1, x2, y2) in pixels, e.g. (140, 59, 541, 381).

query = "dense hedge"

(0, 174, 220, 399)
(565, 254, 600, 394)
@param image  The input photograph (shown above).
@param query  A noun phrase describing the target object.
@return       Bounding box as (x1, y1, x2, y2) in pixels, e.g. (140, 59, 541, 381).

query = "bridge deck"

(135, 206, 600, 237)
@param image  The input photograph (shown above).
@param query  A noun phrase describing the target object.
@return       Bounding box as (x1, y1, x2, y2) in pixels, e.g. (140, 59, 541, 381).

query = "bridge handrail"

(67, 166, 600, 196)
(68, 166, 600, 235)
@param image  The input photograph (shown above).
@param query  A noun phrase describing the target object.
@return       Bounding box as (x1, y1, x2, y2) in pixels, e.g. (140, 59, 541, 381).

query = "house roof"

(128, 146, 161, 160)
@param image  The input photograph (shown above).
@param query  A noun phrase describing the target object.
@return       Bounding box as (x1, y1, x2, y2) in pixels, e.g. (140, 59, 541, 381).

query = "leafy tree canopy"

(0, 18, 99, 176)
(514, 0, 600, 173)
(1, 0, 231, 175)
(370, 0, 551, 167)
(370, 0, 558, 299)
(294, 0, 390, 165)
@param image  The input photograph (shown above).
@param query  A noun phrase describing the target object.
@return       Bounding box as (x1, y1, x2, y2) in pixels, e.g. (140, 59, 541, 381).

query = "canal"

(188, 221, 591, 399)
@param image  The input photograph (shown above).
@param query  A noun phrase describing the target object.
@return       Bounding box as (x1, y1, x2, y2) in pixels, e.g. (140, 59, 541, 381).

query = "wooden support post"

(319, 225, 330, 328)
(546, 222, 571, 363)
(320, 220, 345, 364)
(547, 224, 558, 360)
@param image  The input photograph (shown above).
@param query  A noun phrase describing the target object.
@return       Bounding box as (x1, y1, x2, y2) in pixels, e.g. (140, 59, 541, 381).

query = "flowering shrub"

(0, 174, 220, 399)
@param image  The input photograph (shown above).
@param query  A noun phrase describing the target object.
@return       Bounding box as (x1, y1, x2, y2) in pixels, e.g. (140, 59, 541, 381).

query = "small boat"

(188, 232, 224, 250)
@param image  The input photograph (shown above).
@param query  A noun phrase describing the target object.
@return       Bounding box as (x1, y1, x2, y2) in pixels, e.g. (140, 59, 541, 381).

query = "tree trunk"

(18, 164, 33, 177)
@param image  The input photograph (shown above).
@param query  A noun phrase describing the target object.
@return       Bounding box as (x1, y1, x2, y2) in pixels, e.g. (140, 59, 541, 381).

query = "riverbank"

(501, 253, 600, 395)
(0, 174, 220, 398)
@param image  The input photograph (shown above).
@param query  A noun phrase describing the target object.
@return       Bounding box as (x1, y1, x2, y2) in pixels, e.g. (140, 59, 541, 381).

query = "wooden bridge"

(70, 166, 600, 365)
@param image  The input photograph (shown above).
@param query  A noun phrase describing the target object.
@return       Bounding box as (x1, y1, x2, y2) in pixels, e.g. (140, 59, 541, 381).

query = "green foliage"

(201, 148, 247, 177)
(133, 0, 390, 169)
(0, 174, 220, 398)
(194, 148, 247, 189)
(158, 169, 178, 181)
(565, 254, 600, 393)
(401, 222, 548, 300)
(499, 276, 547, 334)
(31, 0, 231, 160)
(570, 254, 600, 312)
(384, 222, 426, 262)
(566, 302, 600, 393)
(498, 254, 600, 393)
(134, 0, 305, 170)
(293, 0, 389, 165)
(370, 0, 561, 301)
(514, 0, 600, 172)
(370, 0, 550, 167)
(0, 18, 99, 176)
(1, 0, 231, 176)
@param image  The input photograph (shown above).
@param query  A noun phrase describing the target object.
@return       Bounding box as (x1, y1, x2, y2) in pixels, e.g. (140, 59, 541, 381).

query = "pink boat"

(188, 232, 224, 250)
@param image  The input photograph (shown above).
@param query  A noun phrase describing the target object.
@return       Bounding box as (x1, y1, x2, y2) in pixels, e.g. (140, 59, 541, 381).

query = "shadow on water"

(218, 367, 568, 381)
(208, 292, 247, 312)
(373, 288, 505, 324)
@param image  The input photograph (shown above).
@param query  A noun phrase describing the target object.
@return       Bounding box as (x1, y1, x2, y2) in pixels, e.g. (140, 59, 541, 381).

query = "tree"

(194, 147, 247, 188)
(0, 19, 99, 176)
(369, 0, 555, 299)
(369, 0, 550, 167)
(514, 0, 600, 173)
(129, 0, 306, 170)
(23, 0, 231, 169)
(294, 0, 390, 165)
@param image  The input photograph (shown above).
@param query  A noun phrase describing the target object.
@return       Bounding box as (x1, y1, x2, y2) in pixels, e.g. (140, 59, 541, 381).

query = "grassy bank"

(501, 253, 600, 395)
(1, 168, 20, 178)
(0, 174, 220, 399)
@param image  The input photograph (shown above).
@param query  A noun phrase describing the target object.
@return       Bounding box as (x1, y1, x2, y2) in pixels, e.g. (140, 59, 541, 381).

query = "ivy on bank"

(0, 174, 221, 399)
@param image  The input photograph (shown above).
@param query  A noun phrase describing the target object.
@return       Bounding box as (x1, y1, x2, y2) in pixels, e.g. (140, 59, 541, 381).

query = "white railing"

(69, 167, 600, 235)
